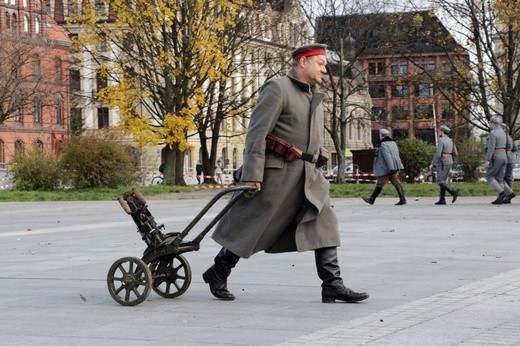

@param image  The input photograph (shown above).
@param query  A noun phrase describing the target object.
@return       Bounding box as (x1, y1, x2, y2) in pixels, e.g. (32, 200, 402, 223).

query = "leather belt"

(299, 153, 319, 164)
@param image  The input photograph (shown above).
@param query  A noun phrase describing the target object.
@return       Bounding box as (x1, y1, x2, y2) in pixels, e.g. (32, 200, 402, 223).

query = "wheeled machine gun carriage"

(106, 185, 255, 306)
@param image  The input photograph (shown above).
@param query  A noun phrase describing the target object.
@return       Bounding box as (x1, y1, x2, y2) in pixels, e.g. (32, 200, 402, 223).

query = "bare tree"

(0, 33, 56, 125)
(418, 0, 520, 139)
(300, 0, 390, 182)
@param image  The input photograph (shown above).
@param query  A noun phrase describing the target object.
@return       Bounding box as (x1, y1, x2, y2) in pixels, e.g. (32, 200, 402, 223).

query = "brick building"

(0, 0, 71, 166)
(317, 11, 470, 146)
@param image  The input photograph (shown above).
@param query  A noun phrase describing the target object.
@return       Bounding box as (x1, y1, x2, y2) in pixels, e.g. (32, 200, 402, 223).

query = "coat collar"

(287, 69, 320, 93)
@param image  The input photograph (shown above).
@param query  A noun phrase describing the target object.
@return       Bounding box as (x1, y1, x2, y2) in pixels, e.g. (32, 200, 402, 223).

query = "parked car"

(512, 163, 520, 181)
(417, 165, 464, 183)
(323, 162, 355, 182)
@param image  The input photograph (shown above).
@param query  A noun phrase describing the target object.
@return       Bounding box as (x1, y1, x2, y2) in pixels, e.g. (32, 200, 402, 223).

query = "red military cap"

(291, 43, 327, 60)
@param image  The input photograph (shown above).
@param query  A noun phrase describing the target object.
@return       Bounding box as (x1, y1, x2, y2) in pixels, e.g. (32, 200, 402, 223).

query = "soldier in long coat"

(429, 125, 459, 205)
(202, 44, 368, 304)
(485, 115, 515, 204)
(362, 128, 406, 205)
(501, 123, 516, 203)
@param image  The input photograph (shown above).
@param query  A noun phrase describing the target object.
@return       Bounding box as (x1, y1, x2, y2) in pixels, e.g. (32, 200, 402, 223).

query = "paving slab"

(0, 195, 519, 345)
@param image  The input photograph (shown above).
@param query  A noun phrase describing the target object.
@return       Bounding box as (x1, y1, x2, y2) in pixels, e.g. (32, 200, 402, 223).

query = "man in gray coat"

(501, 123, 516, 203)
(429, 125, 459, 205)
(202, 44, 369, 304)
(485, 115, 515, 204)
(362, 128, 406, 205)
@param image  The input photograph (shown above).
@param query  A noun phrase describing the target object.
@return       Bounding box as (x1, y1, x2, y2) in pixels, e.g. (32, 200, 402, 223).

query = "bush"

(396, 139, 435, 183)
(454, 136, 485, 182)
(11, 150, 61, 190)
(60, 131, 139, 189)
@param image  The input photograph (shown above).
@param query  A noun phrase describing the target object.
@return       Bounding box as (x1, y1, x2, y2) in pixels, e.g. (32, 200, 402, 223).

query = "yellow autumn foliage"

(69, 0, 252, 152)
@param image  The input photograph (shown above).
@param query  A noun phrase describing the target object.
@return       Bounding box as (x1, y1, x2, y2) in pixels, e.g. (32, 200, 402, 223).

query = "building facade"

(0, 0, 71, 166)
(317, 11, 471, 146)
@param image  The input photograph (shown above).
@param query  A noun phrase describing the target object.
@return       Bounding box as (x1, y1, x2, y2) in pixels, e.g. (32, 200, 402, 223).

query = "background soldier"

(362, 128, 406, 205)
(484, 116, 514, 204)
(429, 125, 459, 205)
(501, 123, 516, 203)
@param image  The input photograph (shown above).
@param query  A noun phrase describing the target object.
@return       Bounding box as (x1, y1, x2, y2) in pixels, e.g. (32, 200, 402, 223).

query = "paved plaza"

(1, 194, 519, 345)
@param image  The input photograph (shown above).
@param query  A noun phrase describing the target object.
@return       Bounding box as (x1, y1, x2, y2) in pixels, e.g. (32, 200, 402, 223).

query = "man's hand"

(243, 181, 261, 198)
(483, 161, 490, 168)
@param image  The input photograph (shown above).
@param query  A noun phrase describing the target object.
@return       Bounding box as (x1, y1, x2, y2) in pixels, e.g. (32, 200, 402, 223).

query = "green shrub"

(11, 150, 61, 191)
(396, 139, 435, 183)
(454, 136, 485, 182)
(60, 131, 139, 189)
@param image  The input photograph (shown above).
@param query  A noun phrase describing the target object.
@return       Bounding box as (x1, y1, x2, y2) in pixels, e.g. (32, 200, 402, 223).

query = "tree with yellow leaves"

(69, 0, 253, 184)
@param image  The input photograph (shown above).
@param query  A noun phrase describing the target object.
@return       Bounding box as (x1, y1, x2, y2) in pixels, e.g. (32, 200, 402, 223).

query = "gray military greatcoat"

(212, 69, 340, 259)
(431, 136, 457, 185)
(485, 128, 507, 183)
(372, 139, 404, 177)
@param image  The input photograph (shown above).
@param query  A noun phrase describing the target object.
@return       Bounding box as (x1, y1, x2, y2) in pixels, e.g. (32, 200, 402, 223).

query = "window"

(55, 99, 63, 126)
(414, 59, 435, 72)
(417, 83, 434, 97)
(12, 52, 21, 78)
(96, 70, 108, 92)
(54, 58, 62, 82)
(442, 103, 453, 120)
(5, 12, 10, 30)
(70, 69, 80, 91)
(372, 107, 386, 121)
(70, 108, 83, 135)
(0, 139, 4, 164)
(392, 105, 409, 120)
(392, 129, 408, 140)
(97, 107, 109, 129)
(15, 139, 24, 155)
(33, 97, 42, 125)
(415, 105, 434, 120)
(368, 61, 385, 76)
(32, 54, 41, 80)
(391, 61, 408, 75)
(440, 59, 451, 74)
(416, 129, 435, 145)
(12, 94, 23, 124)
(392, 85, 408, 98)
(369, 84, 386, 98)
(34, 139, 44, 151)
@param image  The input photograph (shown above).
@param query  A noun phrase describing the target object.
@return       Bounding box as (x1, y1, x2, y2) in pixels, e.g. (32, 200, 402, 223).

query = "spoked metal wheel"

(150, 254, 191, 298)
(107, 257, 152, 306)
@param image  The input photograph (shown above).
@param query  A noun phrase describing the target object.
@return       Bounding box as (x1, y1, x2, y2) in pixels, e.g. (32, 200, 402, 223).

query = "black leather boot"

(202, 248, 240, 300)
(394, 184, 406, 205)
(491, 192, 507, 205)
(362, 186, 382, 205)
(443, 184, 459, 203)
(502, 192, 516, 204)
(435, 186, 446, 205)
(314, 247, 369, 303)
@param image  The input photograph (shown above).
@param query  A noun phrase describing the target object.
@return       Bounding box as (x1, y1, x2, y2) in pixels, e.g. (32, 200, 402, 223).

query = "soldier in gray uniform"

(362, 128, 406, 205)
(429, 125, 459, 205)
(501, 123, 516, 203)
(484, 116, 515, 204)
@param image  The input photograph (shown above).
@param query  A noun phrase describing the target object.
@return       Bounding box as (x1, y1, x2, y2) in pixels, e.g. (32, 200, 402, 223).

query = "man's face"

(301, 55, 327, 86)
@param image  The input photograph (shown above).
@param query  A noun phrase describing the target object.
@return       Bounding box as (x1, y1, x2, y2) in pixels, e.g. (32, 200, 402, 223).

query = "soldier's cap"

(379, 128, 390, 137)
(292, 43, 328, 60)
(489, 115, 502, 124)
(440, 125, 451, 134)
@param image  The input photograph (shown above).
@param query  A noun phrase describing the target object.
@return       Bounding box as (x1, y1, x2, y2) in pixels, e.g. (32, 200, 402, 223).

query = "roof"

(44, 15, 71, 47)
(316, 11, 465, 57)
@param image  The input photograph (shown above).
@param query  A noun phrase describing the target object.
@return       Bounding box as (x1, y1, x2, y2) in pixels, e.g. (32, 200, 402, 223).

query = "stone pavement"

(0, 194, 519, 345)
